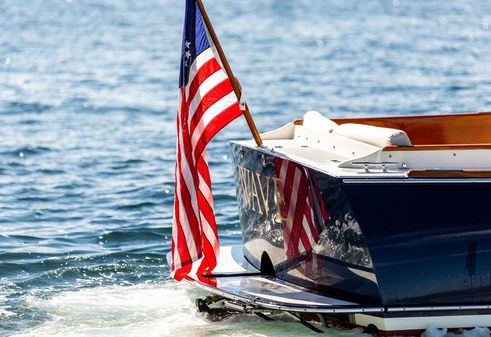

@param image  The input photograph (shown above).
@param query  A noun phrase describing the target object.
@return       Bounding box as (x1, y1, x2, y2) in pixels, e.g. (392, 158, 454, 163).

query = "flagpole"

(195, 0, 263, 147)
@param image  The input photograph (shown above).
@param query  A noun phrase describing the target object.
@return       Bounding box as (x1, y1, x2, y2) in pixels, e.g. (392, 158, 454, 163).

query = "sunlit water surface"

(2, 0, 491, 336)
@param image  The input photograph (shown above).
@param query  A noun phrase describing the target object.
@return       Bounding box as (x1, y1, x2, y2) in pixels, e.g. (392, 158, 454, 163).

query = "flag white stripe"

(190, 256, 203, 275)
(172, 173, 182, 268)
(191, 91, 237, 149)
(197, 156, 218, 254)
(308, 198, 317, 243)
(298, 240, 305, 254)
(198, 171, 214, 207)
(279, 159, 288, 183)
(302, 214, 315, 247)
(188, 70, 228, 120)
(201, 90, 237, 126)
(200, 213, 220, 252)
(186, 48, 215, 98)
(176, 167, 199, 262)
(176, 112, 199, 261)
(177, 111, 199, 221)
(173, 12, 243, 277)
(175, 179, 196, 266)
(302, 169, 316, 249)
(172, 218, 181, 268)
(172, 100, 184, 270)
(176, 201, 199, 264)
(178, 154, 198, 223)
(286, 168, 302, 233)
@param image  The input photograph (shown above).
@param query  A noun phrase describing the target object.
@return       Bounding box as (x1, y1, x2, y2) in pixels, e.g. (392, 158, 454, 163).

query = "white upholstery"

(260, 122, 295, 140)
(303, 110, 338, 132)
(300, 111, 412, 147)
(333, 123, 412, 147)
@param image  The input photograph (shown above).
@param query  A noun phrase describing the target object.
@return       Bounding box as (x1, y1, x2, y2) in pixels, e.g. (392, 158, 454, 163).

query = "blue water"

(1, 1, 491, 336)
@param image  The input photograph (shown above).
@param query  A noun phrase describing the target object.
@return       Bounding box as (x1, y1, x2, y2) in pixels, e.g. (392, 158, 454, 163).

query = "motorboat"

(182, 110, 491, 335)
(170, 0, 491, 334)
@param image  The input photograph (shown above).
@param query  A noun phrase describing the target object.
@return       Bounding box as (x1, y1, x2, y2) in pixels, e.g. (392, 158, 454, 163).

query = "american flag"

(274, 158, 328, 259)
(171, 0, 243, 280)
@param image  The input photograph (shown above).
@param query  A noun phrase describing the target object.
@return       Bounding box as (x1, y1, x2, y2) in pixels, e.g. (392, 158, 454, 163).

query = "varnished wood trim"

(295, 112, 491, 145)
(383, 144, 491, 151)
(408, 170, 491, 178)
(332, 112, 491, 145)
(332, 111, 491, 123)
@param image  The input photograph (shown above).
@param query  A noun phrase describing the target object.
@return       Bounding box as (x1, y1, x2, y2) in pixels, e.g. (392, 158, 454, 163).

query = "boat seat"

(303, 110, 338, 131)
(333, 123, 412, 147)
(303, 111, 412, 147)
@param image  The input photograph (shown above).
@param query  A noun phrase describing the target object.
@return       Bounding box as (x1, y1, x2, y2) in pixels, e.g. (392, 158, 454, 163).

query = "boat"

(169, 0, 491, 335)
(179, 110, 491, 336)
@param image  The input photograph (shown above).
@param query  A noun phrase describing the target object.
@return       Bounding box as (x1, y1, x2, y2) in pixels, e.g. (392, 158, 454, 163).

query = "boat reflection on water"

(272, 157, 379, 304)
(234, 142, 381, 304)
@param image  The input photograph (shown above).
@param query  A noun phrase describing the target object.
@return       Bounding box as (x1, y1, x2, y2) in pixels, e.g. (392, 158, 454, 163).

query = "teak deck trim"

(383, 144, 491, 151)
(333, 111, 491, 145)
(407, 170, 491, 178)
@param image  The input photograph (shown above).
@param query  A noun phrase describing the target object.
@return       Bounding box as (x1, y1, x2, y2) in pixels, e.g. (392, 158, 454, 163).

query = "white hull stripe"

(354, 313, 491, 331)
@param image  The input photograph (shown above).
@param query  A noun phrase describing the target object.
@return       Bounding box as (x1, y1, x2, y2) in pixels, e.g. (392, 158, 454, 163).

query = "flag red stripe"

(187, 58, 222, 104)
(173, 96, 201, 277)
(189, 79, 234, 136)
(290, 182, 308, 255)
(172, 33, 242, 281)
(176, 170, 201, 249)
(176, 96, 202, 253)
(305, 195, 320, 242)
(192, 102, 241, 160)
(282, 163, 297, 215)
(302, 209, 315, 248)
(197, 156, 211, 186)
(273, 158, 324, 259)
(173, 193, 194, 280)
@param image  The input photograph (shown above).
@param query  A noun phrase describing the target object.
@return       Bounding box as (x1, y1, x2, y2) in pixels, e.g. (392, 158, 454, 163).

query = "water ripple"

(2, 0, 491, 335)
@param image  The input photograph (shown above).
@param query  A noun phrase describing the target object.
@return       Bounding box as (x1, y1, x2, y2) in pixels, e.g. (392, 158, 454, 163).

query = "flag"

(171, 0, 243, 280)
(274, 158, 328, 260)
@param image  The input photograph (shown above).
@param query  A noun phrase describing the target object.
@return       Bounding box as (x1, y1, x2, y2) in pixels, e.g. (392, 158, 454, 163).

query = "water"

(1, 0, 491, 336)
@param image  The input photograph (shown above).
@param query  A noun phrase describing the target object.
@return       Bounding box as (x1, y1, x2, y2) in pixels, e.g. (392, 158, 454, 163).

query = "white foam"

(423, 325, 491, 337)
(12, 281, 360, 337)
(423, 325, 449, 337)
(0, 307, 16, 318)
(0, 293, 16, 318)
(8, 282, 491, 337)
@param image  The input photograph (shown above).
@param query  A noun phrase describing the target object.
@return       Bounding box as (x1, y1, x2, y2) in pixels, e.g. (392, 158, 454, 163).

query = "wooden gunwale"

(333, 111, 491, 146)
(407, 169, 491, 178)
(383, 144, 491, 151)
(294, 111, 491, 150)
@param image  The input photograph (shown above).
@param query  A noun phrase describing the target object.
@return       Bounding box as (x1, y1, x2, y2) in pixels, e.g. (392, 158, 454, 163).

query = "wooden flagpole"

(195, 0, 263, 147)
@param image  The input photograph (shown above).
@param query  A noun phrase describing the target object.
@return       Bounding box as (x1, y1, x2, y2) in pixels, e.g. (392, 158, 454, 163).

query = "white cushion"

(333, 123, 412, 147)
(261, 122, 295, 140)
(303, 110, 338, 132)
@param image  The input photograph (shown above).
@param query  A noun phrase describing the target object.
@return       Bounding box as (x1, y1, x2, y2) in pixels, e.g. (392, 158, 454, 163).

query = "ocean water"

(2, 0, 491, 336)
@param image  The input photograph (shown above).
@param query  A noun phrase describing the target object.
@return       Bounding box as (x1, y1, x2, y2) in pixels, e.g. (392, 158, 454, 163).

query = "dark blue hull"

(230, 142, 491, 307)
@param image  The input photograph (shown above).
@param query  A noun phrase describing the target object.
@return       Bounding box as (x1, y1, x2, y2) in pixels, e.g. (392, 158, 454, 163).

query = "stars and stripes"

(171, 0, 243, 280)
(274, 158, 328, 259)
